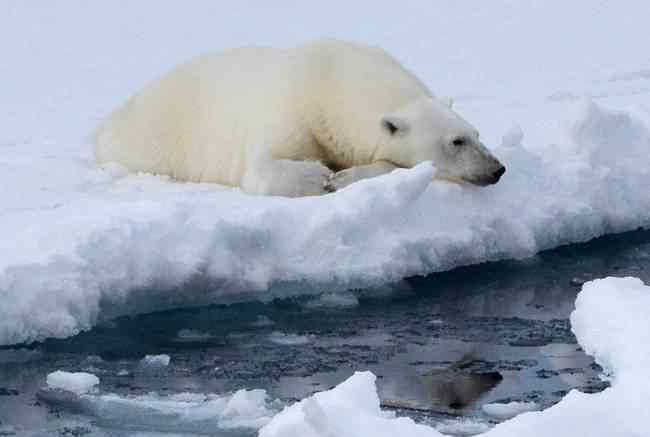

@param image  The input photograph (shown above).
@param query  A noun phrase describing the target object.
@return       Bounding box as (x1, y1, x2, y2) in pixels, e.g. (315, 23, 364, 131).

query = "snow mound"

(259, 276, 650, 437)
(46, 371, 100, 394)
(1, 100, 650, 346)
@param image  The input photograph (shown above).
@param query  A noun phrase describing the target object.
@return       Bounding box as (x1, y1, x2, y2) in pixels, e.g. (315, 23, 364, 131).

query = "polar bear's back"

(95, 47, 310, 184)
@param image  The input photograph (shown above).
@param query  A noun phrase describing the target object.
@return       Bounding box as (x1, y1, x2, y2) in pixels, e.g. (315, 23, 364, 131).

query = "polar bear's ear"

(440, 96, 454, 109)
(381, 116, 409, 136)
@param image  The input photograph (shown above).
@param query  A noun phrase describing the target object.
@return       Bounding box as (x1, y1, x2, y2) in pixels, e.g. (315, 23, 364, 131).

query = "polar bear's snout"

(472, 159, 506, 186)
(492, 165, 506, 182)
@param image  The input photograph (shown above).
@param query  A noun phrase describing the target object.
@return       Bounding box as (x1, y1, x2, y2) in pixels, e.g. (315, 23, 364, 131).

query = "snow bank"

(46, 371, 100, 394)
(259, 276, 650, 437)
(1, 99, 650, 345)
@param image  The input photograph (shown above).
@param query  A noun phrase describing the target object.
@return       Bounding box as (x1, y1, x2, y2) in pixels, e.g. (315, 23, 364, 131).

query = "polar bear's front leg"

(325, 161, 398, 192)
(241, 156, 333, 197)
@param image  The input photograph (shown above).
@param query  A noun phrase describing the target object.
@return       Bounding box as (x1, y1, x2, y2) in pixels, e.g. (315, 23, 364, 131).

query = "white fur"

(95, 39, 504, 196)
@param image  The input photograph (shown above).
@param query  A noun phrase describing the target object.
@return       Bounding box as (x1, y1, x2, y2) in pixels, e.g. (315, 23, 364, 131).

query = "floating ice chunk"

(481, 401, 540, 420)
(570, 276, 650, 384)
(260, 371, 443, 437)
(268, 331, 312, 346)
(86, 355, 103, 363)
(38, 386, 278, 433)
(435, 419, 491, 436)
(141, 354, 170, 367)
(46, 371, 99, 394)
(220, 389, 275, 429)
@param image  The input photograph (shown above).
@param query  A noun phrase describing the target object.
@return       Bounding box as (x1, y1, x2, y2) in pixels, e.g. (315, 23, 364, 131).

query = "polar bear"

(95, 39, 505, 196)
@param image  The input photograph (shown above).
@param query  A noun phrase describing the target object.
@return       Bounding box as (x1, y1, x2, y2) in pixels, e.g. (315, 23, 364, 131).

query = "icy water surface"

(1, 229, 650, 436)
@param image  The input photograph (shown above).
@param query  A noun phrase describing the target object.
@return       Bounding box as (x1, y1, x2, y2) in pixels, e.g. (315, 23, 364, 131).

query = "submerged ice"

(38, 382, 278, 434)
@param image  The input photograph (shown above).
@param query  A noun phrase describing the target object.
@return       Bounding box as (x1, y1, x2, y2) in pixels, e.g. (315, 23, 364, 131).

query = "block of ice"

(46, 371, 100, 395)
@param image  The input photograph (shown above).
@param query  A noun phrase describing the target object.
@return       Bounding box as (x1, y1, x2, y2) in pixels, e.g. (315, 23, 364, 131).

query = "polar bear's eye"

(452, 137, 466, 147)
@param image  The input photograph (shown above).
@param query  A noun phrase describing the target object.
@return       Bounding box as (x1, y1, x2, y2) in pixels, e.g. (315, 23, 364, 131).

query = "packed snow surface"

(1, 1, 650, 346)
(46, 371, 100, 395)
(259, 276, 650, 437)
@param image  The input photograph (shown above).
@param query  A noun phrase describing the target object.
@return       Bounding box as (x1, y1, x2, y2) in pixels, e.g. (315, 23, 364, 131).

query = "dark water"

(1, 229, 650, 436)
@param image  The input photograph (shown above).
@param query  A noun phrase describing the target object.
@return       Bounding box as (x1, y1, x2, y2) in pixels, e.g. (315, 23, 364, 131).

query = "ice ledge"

(1, 101, 650, 345)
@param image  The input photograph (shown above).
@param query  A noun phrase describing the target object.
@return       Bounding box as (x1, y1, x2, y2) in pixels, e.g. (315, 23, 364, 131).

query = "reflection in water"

(380, 359, 503, 414)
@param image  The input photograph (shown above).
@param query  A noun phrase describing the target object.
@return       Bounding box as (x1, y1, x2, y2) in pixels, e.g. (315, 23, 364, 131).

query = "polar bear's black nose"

(493, 166, 506, 181)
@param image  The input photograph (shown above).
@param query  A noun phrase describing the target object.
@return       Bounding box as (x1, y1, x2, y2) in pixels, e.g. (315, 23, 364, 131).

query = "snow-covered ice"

(46, 370, 100, 394)
(259, 276, 650, 437)
(1, 100, 649, 347)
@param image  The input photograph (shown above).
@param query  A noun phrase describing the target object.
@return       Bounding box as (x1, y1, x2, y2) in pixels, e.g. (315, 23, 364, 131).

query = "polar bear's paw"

(324, 167, 359, 192)
(243, 158, 333, 197)
(325, 161, 399, 192)
(325, 167, 374, 193)
(286, 160, 334, 197)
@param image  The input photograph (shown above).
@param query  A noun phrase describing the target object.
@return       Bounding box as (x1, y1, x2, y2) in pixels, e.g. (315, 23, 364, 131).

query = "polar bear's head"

(380, 97, 505, 186)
